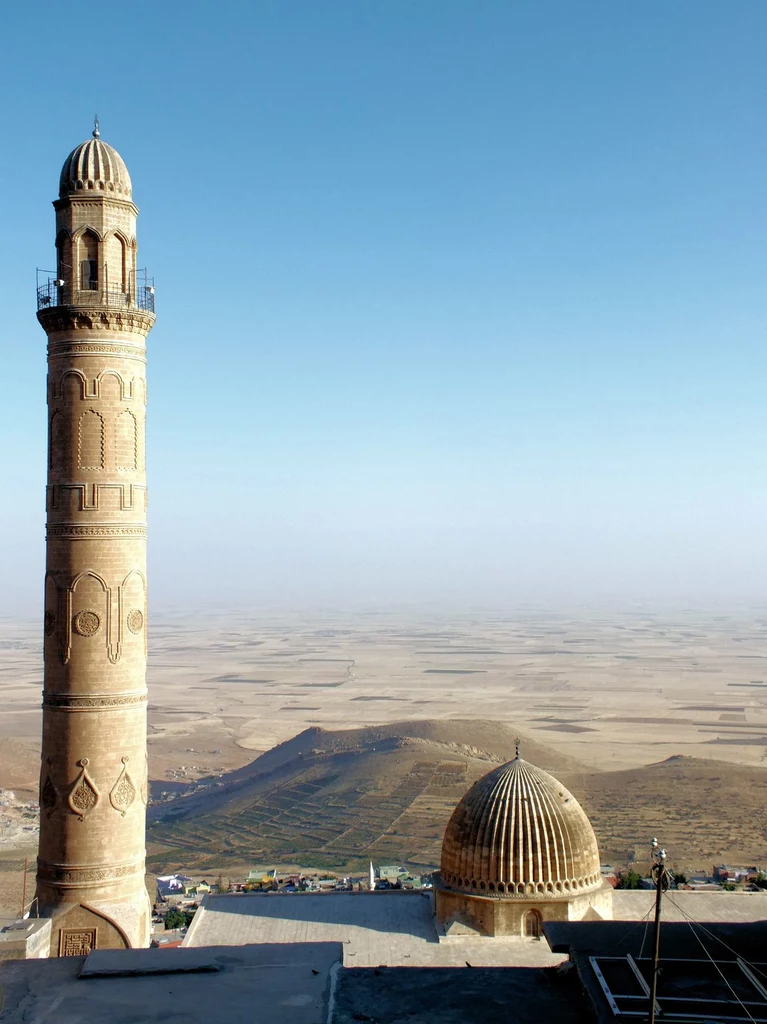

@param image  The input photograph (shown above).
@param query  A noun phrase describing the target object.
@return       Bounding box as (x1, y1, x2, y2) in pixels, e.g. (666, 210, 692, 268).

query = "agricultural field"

(2, 605, 767, 902)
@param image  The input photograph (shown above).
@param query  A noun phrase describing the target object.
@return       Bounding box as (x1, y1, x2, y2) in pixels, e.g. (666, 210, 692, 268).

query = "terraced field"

(148, 738, 501, 872)
(147, 722, 767, 874)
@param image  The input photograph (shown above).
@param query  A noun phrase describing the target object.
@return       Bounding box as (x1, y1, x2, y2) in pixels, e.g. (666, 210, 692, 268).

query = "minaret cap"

(58, 127, 132, 199)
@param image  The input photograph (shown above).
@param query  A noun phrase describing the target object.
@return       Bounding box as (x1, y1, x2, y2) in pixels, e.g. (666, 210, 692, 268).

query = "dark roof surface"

(333, 965, 591, 1024)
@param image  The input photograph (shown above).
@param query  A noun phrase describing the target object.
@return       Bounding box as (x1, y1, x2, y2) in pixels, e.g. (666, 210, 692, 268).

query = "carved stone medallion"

(59, 928, 96, 957)
(44, 611, 56, 636)
(127, 609, 144, 634)
(109, 756, 136, 816)
(67, 758, 99, 820)
(73, 610, 101, 637)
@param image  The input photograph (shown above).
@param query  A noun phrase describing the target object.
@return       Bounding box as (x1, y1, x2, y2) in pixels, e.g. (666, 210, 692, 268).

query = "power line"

(664, 894, 760, 1024)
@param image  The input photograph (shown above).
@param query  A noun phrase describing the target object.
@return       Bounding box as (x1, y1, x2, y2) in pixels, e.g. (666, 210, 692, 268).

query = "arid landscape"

(2, 606, 767, 911)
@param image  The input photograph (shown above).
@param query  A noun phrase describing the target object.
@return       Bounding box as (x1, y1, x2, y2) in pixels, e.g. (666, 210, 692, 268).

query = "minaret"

(35, 122, 154, 956)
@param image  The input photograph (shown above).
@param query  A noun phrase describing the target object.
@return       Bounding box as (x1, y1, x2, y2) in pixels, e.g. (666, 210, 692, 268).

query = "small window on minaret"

(81, 259, 98, 290)
(79, 229, 99, 291)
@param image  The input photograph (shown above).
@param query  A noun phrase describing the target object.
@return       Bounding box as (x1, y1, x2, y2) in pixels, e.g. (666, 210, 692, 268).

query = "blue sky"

(2, 1, 766, 613)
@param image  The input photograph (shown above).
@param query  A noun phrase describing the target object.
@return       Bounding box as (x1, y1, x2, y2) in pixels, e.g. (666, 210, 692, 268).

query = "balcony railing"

(36, 269, 155, 315)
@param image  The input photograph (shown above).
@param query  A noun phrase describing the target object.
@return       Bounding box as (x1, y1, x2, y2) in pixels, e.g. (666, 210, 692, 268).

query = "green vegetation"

(615, 869, 643, 890)
(164, 907, 196, 930)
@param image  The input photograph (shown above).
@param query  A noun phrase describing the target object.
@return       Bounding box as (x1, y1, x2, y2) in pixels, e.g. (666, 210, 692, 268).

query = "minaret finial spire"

(93, 115, 100, 139)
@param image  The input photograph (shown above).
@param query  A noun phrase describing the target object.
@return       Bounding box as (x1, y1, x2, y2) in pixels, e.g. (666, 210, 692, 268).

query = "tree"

(615, 869, 643, 890)
(672, 871, 688, 887)
(164, 907, 197, 930)
(164, 908, 187, 930)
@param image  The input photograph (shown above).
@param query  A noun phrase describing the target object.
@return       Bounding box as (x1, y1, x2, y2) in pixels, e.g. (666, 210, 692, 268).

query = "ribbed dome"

(440, 756, 601, 899)
(59, 134, 132, 199)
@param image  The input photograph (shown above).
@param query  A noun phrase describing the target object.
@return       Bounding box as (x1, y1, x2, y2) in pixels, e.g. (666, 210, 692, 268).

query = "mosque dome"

(59, 125, 132, 199)
(439, 754, 602, 899)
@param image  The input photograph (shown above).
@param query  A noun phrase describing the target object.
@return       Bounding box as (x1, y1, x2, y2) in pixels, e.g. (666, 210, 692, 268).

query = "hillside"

(562, 754, 767, 870)
(147, 720, 579, 871)
(147, 721, 767, 874)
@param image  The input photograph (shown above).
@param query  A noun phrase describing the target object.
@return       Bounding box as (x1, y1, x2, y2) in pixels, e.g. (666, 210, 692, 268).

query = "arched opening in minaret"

(56, 230, 71, 288)
(79, 230, 99, 291)
(106, 232, 130, 293)
(524, 909, 542, 939)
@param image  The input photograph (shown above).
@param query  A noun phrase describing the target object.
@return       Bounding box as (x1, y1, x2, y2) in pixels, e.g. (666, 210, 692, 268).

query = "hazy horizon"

(2, 1, 766, 615)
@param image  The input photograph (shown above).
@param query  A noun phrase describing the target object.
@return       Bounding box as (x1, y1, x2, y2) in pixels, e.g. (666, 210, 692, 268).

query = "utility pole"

(20, 857, 27, 918)
(648, 838, 668, 1024)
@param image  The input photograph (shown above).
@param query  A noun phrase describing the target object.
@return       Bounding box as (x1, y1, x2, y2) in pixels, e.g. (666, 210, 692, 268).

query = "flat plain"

(5, 606, 767, 792)
(2, 606, 767, 906)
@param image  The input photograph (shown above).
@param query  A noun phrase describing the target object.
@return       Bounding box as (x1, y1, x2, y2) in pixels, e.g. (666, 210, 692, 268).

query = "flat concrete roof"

(612, 889, 767, 923)
(0, 942, 341, 1024)
(183, 892, 566, 967)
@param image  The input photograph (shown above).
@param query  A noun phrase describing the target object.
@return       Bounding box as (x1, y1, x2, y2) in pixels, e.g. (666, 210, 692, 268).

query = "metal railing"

(36, 269, 155, 315)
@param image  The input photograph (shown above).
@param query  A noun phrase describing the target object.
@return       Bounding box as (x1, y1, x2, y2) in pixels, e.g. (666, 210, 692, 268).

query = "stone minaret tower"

(35, 123, 154, 956)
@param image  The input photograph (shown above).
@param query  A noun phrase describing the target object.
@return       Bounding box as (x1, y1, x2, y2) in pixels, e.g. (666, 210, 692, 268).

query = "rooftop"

(612, 888, 767, 924)
(0, 943, 340, 1024)
(183, 891, 565, 967)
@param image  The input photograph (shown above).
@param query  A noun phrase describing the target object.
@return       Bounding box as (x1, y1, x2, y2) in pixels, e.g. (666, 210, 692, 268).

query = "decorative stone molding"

(109, 757, 136, 816)
(39, 307, 154, 337)
(48, 481, 147, 512)
(47, 525, 147, 538)
(66, 758, 99, 820)
(49, 369, 147, 402)
(37, 857, 144, 886)
(43, 691, 147, 711)
(48, 343, 147, 361)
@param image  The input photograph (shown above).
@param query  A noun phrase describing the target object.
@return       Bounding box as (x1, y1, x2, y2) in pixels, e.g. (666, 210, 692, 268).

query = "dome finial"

(93, 115, 100, 139)
(515, 737, 520, 759)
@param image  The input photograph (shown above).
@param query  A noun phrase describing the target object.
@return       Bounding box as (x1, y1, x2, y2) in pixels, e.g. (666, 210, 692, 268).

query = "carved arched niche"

(119, 569, 146, 658)
(78, 410, 104, 470)
(68, 572, 110, 662)
(114, 410, 137, 471)
(49, 411, 68, 474)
